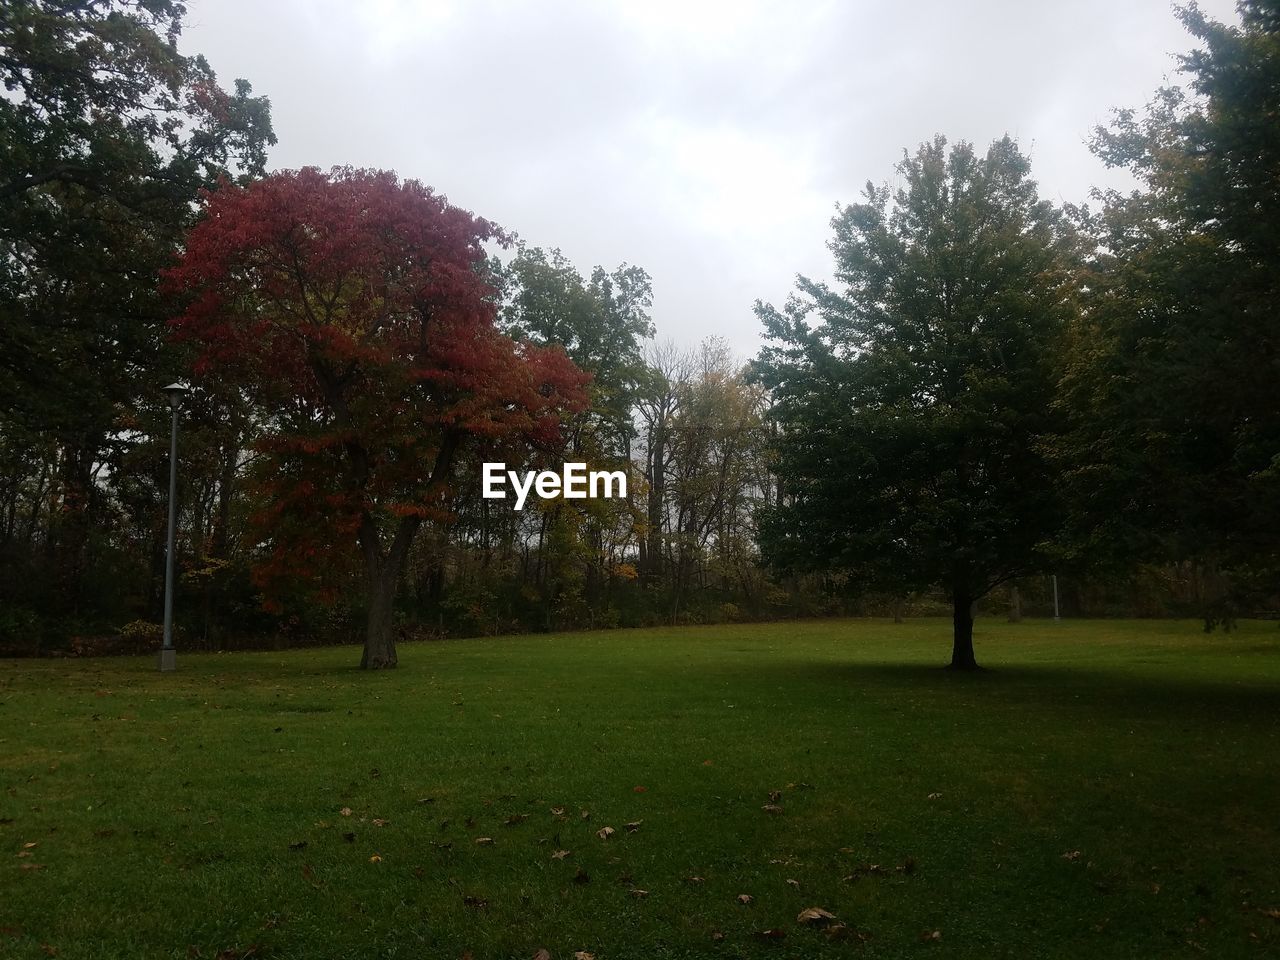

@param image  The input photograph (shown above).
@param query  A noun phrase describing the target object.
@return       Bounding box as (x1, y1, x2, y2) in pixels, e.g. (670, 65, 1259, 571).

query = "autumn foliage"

(164, 167, 589, 666)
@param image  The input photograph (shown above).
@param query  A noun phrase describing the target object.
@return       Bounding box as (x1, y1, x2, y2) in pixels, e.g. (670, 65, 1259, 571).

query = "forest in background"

(1, 1, 1277, 659)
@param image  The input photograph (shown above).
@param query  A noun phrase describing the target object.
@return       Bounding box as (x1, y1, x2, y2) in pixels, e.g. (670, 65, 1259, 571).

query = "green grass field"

(3, 618, 1279, 959)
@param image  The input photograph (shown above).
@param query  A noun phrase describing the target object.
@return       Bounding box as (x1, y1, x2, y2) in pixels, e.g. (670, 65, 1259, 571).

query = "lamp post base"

(158, 648, 177, 672)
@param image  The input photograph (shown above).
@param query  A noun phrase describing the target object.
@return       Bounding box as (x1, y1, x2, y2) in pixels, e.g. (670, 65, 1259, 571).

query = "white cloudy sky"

(185, 0, 1240, 357)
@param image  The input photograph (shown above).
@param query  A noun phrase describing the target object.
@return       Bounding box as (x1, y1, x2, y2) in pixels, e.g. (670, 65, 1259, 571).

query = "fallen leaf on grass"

(19, 863, 44, 871)
(737, 894, 754, 904)
(574, 952, 595, 960)
(596, 827, 615, 840)
(580, 810, 591, 820)
(416, 797, 436, 805)
(340, 808, 353, 817)
(533, 951, 552, 960)
(23, 842, 38, 849)
(1259, 907, 1280, 920)
(551, 849, 572, 861)
(371, 819, 388, 828)
(796, 907, 837, 927)
(1062, 851, 1081, 862)
(40, 945, 56, 957)
(632, 786, 647, 793)
(762, 804, 783, 815)
(768, 790, 782, 803)
(786, 879, 800, 889)
(684, 876, 705, 885)
(927, 792, 943, 800)
(629, 888, 648, 899)
(920, 930, 942, 942)
(752, 929, 786, 941)
(369, 854, 382, 863)
(550, 807, 566, 817)
(474, 837, 494, 846)
(505, 814, 529, 826)
(843, 863, 885, 880)
(624, 821, 642, 833)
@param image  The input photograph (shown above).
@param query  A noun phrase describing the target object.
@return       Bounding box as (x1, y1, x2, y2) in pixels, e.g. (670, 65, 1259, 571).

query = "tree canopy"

(0, 0, 274, 608)
(165, 167, 589, 667)
(754, 136, 1079, 668)
(1060, 0, 1280, 621)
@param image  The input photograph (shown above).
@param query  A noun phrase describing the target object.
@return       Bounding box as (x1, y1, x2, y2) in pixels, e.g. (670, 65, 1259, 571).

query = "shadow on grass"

(710, 656, 1280, 721)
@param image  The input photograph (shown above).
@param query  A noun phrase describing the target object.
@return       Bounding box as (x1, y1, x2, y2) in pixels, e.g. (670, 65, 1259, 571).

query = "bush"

(71, 620, 173, 658)
(0, 602, 41, 656)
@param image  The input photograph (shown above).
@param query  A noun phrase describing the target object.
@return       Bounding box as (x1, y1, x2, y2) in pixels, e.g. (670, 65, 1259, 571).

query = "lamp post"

(1052, 574, 1061, 623)
(159, 382, 188, 672)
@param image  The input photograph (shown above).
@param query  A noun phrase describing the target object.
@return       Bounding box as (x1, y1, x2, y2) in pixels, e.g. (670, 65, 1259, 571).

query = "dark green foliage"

(0, 0, 274, 436)
(754, 136, 1080, 666)
(1061, 0, 1280, 621)
(499, 245, 655, 451)
(0, 0, 273, 624)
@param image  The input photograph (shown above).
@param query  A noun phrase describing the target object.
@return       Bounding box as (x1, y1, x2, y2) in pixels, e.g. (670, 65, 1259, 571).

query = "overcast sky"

(185, 0, 1240, 358)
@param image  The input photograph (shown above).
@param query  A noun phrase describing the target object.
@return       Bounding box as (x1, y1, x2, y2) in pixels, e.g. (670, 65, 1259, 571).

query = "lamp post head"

(162, 382, 189, 411)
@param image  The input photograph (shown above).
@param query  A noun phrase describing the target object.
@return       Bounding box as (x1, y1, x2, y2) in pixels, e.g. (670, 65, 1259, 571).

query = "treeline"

(2, 1, 1277, 660)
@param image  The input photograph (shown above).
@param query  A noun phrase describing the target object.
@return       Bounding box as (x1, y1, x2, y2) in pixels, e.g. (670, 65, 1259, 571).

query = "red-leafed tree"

(165, 167, 589, 668)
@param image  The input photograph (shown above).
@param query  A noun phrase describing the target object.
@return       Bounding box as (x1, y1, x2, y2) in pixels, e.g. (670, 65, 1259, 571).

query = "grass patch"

(2, 618, 1279, 958)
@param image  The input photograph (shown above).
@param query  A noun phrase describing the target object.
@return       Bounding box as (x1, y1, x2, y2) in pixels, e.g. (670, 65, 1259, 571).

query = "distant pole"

(1052, 574, 1061, 622)
(159, 383, 188, 672)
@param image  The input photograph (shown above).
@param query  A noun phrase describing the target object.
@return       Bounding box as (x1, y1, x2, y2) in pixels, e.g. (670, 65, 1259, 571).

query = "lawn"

(2, 618, 1279, 959)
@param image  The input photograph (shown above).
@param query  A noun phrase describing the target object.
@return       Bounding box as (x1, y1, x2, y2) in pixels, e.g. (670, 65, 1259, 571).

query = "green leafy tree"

(0, 0, 274, 610)
(500, 246, 654, 452)
(497, 246, 654, 622)
(754, 136, 1078, 668)
(1061, 1, 1280, 622)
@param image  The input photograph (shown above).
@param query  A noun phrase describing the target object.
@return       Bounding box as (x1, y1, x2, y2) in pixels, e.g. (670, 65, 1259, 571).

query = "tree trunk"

(361, 566, 399, 669)
(1007, 582, 1022, 623)
(646, 423, 666, 580)
(950, 589, 979, 670)
(54, 435, 99, 612)
(357, 513, 422, 669)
